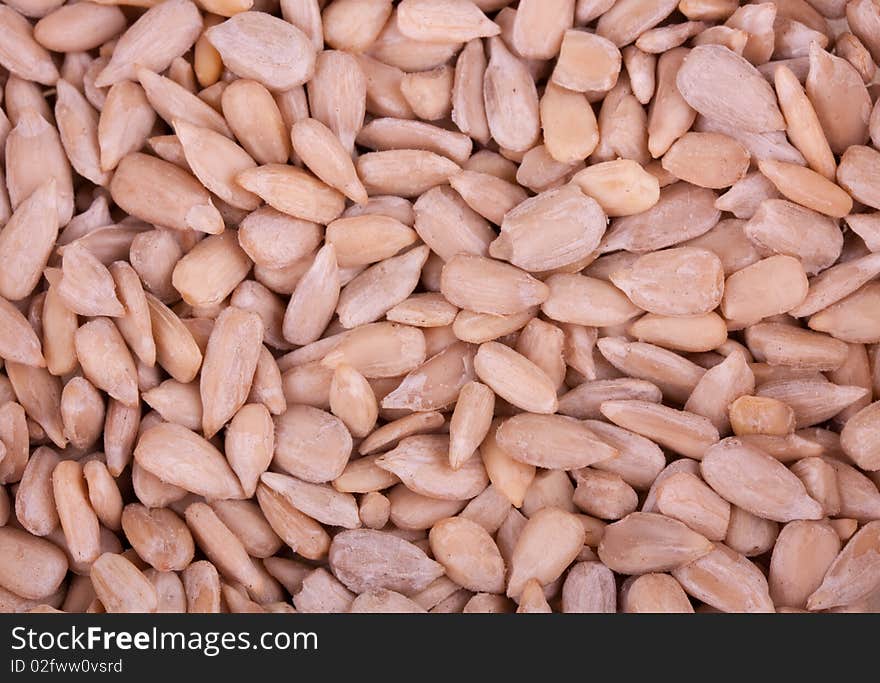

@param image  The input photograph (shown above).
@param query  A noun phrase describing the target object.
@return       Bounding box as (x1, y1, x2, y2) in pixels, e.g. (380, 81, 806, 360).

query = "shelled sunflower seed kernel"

(0, 0, 880, 615)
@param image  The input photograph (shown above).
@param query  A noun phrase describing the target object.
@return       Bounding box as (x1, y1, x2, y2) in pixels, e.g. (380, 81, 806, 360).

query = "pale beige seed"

(441, 255, 548, 316)
(357, 149, 461, 198)
(596, 0, 679, 47)
(517, 579, 553, 614)
(848, 0, 880, 64)
(729, 395, 796, 437)
(672, 543, 774, 613)
(172, 231, 253, 308)
(744, 199, 842, 275)
(389, 487, 464, 531)
(95, 0, 201, 87)
(110, 152, 223, 234)
(601, 182, 720, 253)
(356, 53, 414, 120)
(400, 66, 453, 122)
(541, 273, 642, 327)
(54, 79, 108, 186)
(774, 64, 836, 179)
(131, 230, 185, 303)
(145, 294, 203, 384)
(621, 573, 694, 613)
(598, 512, 714, 574)
(238, 164, 345, 224)
(661, 132, 749, 189)
(413, 186, 495, 262)
(824, 458, 880, 522)
(239, 208, 322, 271)
(333, 455, 399, 495)
(292, 118, 367, 204)
(91, 553, 158, 613)
(448, 381, 494, 470)
(428, 516, 504, 594)
(656, 472, 731, 541)
(0, 295, 45, 368)
(452, 39, 491, 145)
(559, 379, 662, 421)
(329, 529, 444, 595)
(367, 8, 460, 72)
(6, 363, 65, 448)
(273, 405, 352, 484)
(745, 322, 848, 371)
(52, 459, 101, 566)
(358, 492, 391, 531)
(0, 5, 59, 85)
(330, 365, 378, 439)
(61, 377, 104, 451)
(521, 469, 576, 517)
(135, 423, 244, 499)
(601, 400, 720, 460)
(676, 45, 784, 133)
(507, 0, 571, 59)
(359, 412, 445, 456)
(15, 446, 60, 536)
(138, 68, 231, 140)
(174, 119, 259, 211)
(186, 501, 286, 599)
(758, 159, 853, 218)
(610, 247, 723, 316)
(121, 504, 194, 572)
(496, 413, 617, 470)
(769, 520, 841, 609)
(491, 184, 605, 272)
(807, 521, 880, 610)
(358, 117, 472, 167)
(107, 261, 155, 368)
(515, 144, 581, 192)
(628, 312, 727, 353)
(473, 342, 557, 415)
(721, 255, 808, 325)
(323, 322, 427, 380)
(507, 508, 585, 599)
(840, 401, 880, 471)
(482, 37, 540, 152)
(292, 568, 353, 613)
(376, 434, 488, 501)
(756, 378, 869, 428)
(206, 11, 315, 90)
(261, 472, 359, 530)
(550, 30, 620, 95)
(597, 337, 705, 405)
(387, 293, 458, 328)
(701, 437, 823, 522)
(103, 399, 139, 478)
(808, 282, 880, 343)
(221, 403, 273, 499)
(350, 589, 426, 614)
(479, 419, 535, 508)
(637, 21, 707, 53)
(75, 318, 138, 408)
(282, 244, 339, 346)
(573, 469, 638, 520)
(647, 47, 695, 158)
(539, 83, 598, 165)
(142, 380, 202, 432)
(714, 172, 780, 221)
(0, 527, 67, 600)
(322, 0, 391, 52)
(570, 160, 659, 218)
(837, 145, 880, 211)
(200, 307, 263, 438)
(560, 561, 616, 613)
(452, 308, 536, 345)
(805, 42, 872, 154)
(337, 245, 430, 328)
(5, 109, 74, 226)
